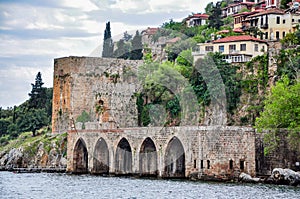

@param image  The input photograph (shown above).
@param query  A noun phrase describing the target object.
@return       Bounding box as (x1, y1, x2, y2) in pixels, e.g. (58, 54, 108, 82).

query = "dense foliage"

(137, 51, 242, 126)
(0, 72, 52, 145)
(255, 77, 300, 153)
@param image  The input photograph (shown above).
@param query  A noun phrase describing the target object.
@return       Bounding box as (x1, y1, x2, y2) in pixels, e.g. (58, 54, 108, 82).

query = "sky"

(0, 0, 217, 108)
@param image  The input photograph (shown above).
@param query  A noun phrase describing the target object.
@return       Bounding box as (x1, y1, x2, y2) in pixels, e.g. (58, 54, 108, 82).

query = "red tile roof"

(166, 37, 181, 44)
(213, 35, 267, 44)
(222, 2, 255, 10)
(184, 13, 209, 21)
(248, 8, 284, 17)
(142, 27, 159, 35)
(233, 28, 244, 33)
(217, 30, 230, 34)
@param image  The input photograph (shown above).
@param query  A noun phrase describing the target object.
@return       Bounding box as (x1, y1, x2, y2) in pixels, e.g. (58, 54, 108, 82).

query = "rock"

(239, 172, 261, 183)
(271, 168, 300, 186)
(0, 148, 24, 168)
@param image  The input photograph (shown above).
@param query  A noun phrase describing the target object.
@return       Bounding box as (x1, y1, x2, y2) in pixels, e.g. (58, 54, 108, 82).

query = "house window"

(200, 160, 204, 169)
(260, 16, 263, 25)
(229, 44, 236, 53)
(265, 32, 268, 40)
(276, 16, 280, 24)
(283, 31, 286, 38)
(205, 46, 214, 52)
(283, 19, 285, 24)
(276, 31, 280, 40)
(194, 159, 197, 169)
(240, 44, 246, 51)
(219, 45, 224, 53)
(292, 18, 295, 22)
(254, 44, 258, 52)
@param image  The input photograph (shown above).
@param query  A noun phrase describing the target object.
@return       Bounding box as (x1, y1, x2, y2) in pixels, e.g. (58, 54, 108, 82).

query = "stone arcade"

(52, 56, 295, 179)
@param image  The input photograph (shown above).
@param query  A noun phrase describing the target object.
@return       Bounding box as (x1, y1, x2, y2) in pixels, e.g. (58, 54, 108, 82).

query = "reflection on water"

(0, 171, 299, 199)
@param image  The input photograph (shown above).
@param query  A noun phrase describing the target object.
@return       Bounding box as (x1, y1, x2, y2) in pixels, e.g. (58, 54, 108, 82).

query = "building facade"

(193, 35, 268, 63)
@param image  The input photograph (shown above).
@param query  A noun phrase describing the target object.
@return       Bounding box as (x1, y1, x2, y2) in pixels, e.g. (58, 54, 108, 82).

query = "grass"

(0, 128, 67, 158)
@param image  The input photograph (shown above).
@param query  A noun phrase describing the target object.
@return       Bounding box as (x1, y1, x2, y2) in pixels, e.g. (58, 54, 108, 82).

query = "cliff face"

(0, 132, 67, 170)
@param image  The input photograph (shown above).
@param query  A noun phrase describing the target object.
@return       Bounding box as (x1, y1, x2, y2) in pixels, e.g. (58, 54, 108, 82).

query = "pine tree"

(208, 2, 223, 30)
(28, 72, 47, 109)
(130, 30, 143, 60)
(102, 21, 114, 58)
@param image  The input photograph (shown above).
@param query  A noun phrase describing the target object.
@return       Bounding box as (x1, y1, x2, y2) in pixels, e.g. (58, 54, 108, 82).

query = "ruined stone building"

(52, 56, 299, 179)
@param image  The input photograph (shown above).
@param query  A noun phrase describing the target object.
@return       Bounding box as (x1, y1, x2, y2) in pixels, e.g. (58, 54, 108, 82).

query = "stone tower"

(52, 56, 143, 133)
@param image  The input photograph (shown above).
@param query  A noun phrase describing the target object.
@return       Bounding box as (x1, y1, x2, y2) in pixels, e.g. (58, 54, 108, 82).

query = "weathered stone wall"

(67, 126, 256, 179)
(256, 132, 300, 175)
(52, 57, 143, 133)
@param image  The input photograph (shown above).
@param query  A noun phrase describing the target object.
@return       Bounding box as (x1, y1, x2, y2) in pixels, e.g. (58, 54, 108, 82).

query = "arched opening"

(139, 137, 157, 176)
(115, 138, 132, 174)
(73, 138, 88, 173)
(164, 137, 185, 178)
(93, 138, 109, 174)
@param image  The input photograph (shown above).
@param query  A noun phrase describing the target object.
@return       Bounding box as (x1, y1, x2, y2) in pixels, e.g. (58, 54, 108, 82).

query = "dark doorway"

(164, 137, 185, 178)
(115, 138, 132, 174)
(139, 137, 157, 176)
(93, 138, 109, 174)
(73, 138, 88, 173)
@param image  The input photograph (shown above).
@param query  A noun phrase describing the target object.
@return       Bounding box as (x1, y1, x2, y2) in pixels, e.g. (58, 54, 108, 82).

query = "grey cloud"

(0, 28, 98, 40)
(86, 9, 187, 27)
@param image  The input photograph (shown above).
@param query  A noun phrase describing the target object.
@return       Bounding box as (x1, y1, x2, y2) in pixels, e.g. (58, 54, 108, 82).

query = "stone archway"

(73, 138, 88, 173)
(164, 136, 185, 178)
(115, 138, 132, 174)
(93, 137, 109, 174)
(139, 137, 157, 176)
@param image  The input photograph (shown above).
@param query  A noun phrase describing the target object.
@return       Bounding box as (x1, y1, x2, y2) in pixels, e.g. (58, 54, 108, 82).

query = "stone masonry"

(52, 56, 143, 133)
(53, 56, 299, 179)
(67, 125, 256, 179)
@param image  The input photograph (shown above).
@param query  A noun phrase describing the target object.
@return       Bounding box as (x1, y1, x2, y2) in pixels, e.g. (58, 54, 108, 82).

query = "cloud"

(0, 0, 215, 107)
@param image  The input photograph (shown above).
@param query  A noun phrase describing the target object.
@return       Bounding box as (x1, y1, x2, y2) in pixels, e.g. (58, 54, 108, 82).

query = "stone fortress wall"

(52, 56, 299, 179)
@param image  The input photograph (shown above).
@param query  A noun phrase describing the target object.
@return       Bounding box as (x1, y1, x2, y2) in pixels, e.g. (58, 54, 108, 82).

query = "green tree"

(130, 30, 143, 60)
(208, 2, 223, 30)
(17, 109, 49, 137)
(102, 21, 114, 58)
(28, 72, 47, 110)
(113, 39, 130, 59)
(255, 77, 300, 153)
(205, 2, 214, 15)
(123, 31, 132, 42)
(162, 19, 184, 32)
(165, 38, 197, 61)
(280, 0, 292, 9)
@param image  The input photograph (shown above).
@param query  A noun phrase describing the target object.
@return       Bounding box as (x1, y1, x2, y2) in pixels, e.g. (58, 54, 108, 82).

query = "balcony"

(229, 50, 239, 54)
(261, 24, 269, 29)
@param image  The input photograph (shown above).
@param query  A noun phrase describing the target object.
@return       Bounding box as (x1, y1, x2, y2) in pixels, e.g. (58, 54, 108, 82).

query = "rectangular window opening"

(240, 160, 244, 170)
(254, 44, 259, 52)
(240, 44, 246, 51)
(207, 160, 210, 169)
(229, 160, 233, 170)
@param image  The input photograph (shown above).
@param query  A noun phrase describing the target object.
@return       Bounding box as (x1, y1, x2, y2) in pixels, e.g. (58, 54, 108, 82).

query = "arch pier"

(68, 126, 256, 180)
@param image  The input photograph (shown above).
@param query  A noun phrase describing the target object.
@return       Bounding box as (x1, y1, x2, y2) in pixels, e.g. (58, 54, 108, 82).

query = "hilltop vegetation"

(0, 72, 52, 146)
